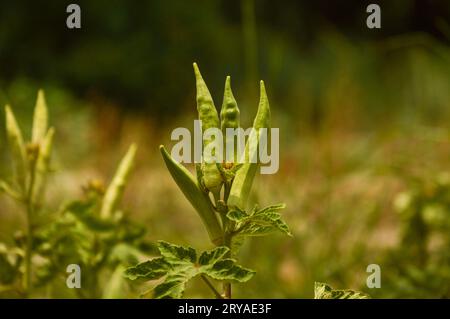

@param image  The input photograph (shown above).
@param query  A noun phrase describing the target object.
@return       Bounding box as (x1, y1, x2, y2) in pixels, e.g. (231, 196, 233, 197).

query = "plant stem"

(200, 275, 223, 299)
(24, 202, 33, 296)
(24, 169, 34, 297)
(222, 232, 232, 299)
(23, 157, 37, 297)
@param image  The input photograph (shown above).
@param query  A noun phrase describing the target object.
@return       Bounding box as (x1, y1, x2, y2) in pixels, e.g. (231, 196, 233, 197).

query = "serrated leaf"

(153, 277, 187, 299)
(64, 200, 115, 231)
(125, 242, 254, 298)
(198, 246, 229, 265)
(124, 257, 169, 280)
(314, 282, 370, 299)
(157, 241, 197, 264)
(203, 259, 255, 283)
(226, 208, 249, 222)
(234, 203, 291, 237)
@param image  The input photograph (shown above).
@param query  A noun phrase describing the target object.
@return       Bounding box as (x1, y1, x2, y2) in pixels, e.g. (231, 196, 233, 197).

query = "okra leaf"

(226, 208, 249, 222)
(233, 203, 292, 237)
(0, 244, 18, 285)
(123, 257, 169, 280)
(124, 241, 255, 298)
(158, 240, 197, 264)
(203, 259, 255, 283)
(314, 282, 370, 299)
(198, 246, 229, 265)
(64, 199, 116, 231)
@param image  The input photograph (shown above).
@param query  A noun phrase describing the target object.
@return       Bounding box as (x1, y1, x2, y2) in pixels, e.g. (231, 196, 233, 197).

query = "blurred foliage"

(0, 0, 449, 298)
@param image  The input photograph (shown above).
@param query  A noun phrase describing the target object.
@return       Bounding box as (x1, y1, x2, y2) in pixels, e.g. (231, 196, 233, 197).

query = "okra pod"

(100, 144, 137, 219)
(5, 105, 27, 190)
(220, 76, 240, 163)
(193, 63, 223, 194)
(227, 81, 270, 210)
(160, 145, 223, 245)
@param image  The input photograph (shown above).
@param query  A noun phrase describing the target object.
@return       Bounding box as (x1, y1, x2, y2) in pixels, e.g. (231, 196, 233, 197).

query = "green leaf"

(123, 257, 169, 281)
(124, 242, 255, 298)
(314, 282, 370, 299)
(203, 259, 255, 283)
(198, 246, 229, 265)
(226, 208, 249, 222)
(157, 241, 197, 264)
(233, 203, 292, 237)
(0, 244, 18, 285)
(64, 200, 115, 231)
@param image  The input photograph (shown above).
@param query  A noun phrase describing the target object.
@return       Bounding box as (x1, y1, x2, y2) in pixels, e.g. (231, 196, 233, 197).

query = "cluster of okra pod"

(160, 63, 273, 246)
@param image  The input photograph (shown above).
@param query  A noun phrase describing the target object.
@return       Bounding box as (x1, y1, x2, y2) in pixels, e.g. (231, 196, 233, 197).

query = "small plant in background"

(0, 91, 54, 297)
(0, 92, 153, 298)
(379, 172, 450, 298)
(125, 64, 292, 298)
(33, 144, 155, 298)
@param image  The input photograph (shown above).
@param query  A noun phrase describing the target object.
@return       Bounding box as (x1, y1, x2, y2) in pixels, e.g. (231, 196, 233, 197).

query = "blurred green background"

(0, 0, 449, 298)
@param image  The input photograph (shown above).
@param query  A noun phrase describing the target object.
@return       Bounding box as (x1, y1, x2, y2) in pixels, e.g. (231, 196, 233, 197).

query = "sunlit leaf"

(124, 242, 254, 298)
(314, 282, 370, 299)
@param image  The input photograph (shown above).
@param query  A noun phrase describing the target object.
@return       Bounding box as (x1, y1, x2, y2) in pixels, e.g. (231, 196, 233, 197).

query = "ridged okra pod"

(220, 76, 240, 163)
(193, 63, 223, 195)
(5, 105, 27, 190)
(227, 81, 270, 210)
(100, 143, 137, 219)
(160, 145, 223, 245)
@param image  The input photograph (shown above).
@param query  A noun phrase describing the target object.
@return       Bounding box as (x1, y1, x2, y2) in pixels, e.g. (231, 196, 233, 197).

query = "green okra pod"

(220, 76, 240, 163)
(193, 63, 223, 194)
(227, 81, 271, 211)
(160, 145, 223, 245)
(5, 105, 27, 190)
(31, 90, 48, 144)
(31, 127, 55, 207)
(100, 143, 137, 219)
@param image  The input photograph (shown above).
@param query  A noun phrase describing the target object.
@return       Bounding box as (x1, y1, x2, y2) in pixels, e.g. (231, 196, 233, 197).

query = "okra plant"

(32, 143, 155, 298)
(125, 64, 292, 299)
(0, 92, 152, 298)
(0, 91, 54, 297)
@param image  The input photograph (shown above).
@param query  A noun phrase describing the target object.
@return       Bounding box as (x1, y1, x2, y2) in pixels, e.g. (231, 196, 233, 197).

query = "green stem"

(24, 163, 37, 297)
(200, 275, 223, 299)
(222, 232, 232, 299)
